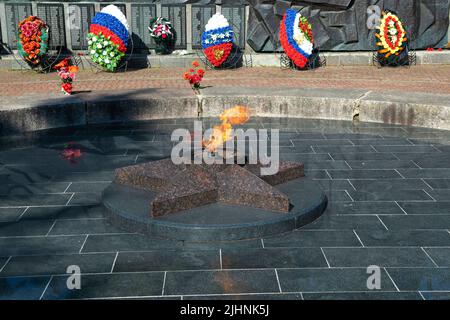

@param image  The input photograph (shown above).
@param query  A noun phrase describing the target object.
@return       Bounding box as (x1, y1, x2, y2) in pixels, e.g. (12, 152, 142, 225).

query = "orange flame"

(203, 106, 250, 153)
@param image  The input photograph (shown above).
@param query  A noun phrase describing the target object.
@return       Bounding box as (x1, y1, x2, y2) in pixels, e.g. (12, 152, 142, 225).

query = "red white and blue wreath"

(279, 9, 314, 69)
(201, 13, 234, 67)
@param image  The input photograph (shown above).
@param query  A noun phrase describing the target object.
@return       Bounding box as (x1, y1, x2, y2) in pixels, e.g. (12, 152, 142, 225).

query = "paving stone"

(326, 202, 405, 215)
(423, 248, 450, 267)
(291, 139, 353, 146)
(313, 146, 376, 154)
(184, 293, 303, 300)
(420, 292, 450, 300)
(302, 291, 422, 300)
(163, 270, 280, 296)
(263, 230, 361, 248)
(349, 139, 413, 146)
(355, 230, 450, 247)
(397, 202, 450, 215)
(67, 182, 111, 193)
(0, 235, 86, 257)
(82, 234, 182, 253)
(348, 190, 433, 201)
(323, 248, 436, 268)
(21, 205, 106, 220)
(181, 239, 263, 250)
(379, 215, 450, 230)
(42, 272, 165, 299)
(427, 190, 450, 201)
(0, 208, 25, 222)
(304, 170, 330, 179)
(330, 153, 398, 161)
(349, 179, 429, 192)
(0, 182, 70, 195)
(48, 218, 124, 236)
(0, 194, 72, 207)
(393, 153, 450, 168)
(0, 276, 50, 300)
(51, 171, 114, 182)
(303, 161, 349, 170)
(280, 153, 332, 162)
(221, 248, 327, 269)
(328, 170, 402, 179)
(0, 220, 55, 237)
(324, 133, 382, 140)
(316, 180, 353, 191)
(67, 193, 102, 206)
(374, 146, 439, 153)
(302, 215, 386, 230)
(113, 250, 220, 272)
(397, 169, 450, 179)
(386, 268, 450, 291)
(424, 179, 450, 189)
(0, 253, 116, 277)
(277, 268, 396, 292)
(346, 160, 417, 169)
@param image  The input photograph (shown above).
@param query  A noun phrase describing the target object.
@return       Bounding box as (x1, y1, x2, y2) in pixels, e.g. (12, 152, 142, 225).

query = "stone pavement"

(0, 65, 450, 97)
(0, 118, 450, 300)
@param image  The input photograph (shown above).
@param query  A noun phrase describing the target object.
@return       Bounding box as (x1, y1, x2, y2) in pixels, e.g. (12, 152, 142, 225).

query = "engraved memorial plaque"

(5, 2, 32, 49)
(161, 4, 186, 49)
(192, 5, 216, 49)
(37, 4, 66, 47)
(222, 6, 245, 48)
(100, 3, 126, 16)
(131, 3, 156, 49)
(69, 4, 95, 50)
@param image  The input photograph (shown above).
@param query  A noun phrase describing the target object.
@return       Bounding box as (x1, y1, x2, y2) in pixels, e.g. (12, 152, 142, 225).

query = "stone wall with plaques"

(37, 3, 66, 47)
(192, 4, 215, 49)
(69, 3, 95, 50)
(131, 2, 157, 51)
(5, 2, 32, 49)
(161, 4, 186, 49)
(222, 5, 246, 49)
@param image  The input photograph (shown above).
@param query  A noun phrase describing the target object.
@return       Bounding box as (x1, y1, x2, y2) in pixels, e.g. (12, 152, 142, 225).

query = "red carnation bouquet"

(53, 58, 79, 95)
(183, 61, 205, 93)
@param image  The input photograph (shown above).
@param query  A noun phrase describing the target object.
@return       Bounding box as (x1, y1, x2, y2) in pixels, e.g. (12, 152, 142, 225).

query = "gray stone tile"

(22, 205, 106, 220)
(263, 230, 360, 248)
(348, 190, 433, 202)
(82, 234, 182, 253)
(394, 154, 450, 168)
(0, 220, 55, 237)
(326, 202, 405, 215)
(316, 180, 353, 191)
(49, 218, 124, 236)
(398, 202, 450, 215)
(346, 160, 417, 169)
(0, 182, 70, 195)
(277, 268, 396, 292)
(113, 250, 220, 272)
(314, 146, 376, 154)
(184, 293, 303, 300)
(279, 153, 332, 162)
(0, 253, 116, 277)
(221, 248, 328, 269)
(304, 170, 330, 179)
(324, 133, 382, 140)
(52, 171, 114, 182)
(164, 270, 280, 296)
(181, 239, 263, 250)
(331, 153, 398, 161)
(292, 139, 353, 146)
(0, 257, 8, 270)
(0, 276, 50, 300)
(427, 190, 450, 201)
(0, 208, 25, 222)
(303, 161, 349, 170)
(0, 167, 54, 184)
(302, 215, 386, 230)
(424, 179, 450, 189)
(420, 292, 450, 300)
(67, 182, 111, 193)
(328, 170, 401, 180)
(0, 235, 86, 257)
(350, 179, 429, 192)
(356, 230, 450, 247)
(67, 193, 101, 206)
(323, 248, 436, 268)
(374, 146, 439, 153)
(303, 291, 422, 300)
(43, 272, 165, 299)
(423, 248, 450, 267)
(380, 215, 450, 230)
(398, 169, 450, 179)
(325, 190, 353, 202)
(0, 194, 72, 207)
(386, 268, 450, 291)
(350, 139, 413, 146)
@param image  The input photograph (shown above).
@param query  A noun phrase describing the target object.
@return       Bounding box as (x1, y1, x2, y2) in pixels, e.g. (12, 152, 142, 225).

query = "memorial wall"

(0, 0, 448, 54)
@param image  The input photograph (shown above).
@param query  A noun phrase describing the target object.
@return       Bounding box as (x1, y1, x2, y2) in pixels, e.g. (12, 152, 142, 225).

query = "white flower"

(102, 50, 107, 55)
(103, 41, 109, 46)
(104, 58, 110, 64)
(88, 40, 92, 45)
(97, 43, 102, 49)
(90, 50, 96, 55)
(110, 52, 115, 57)
(92, 36, 98, 42)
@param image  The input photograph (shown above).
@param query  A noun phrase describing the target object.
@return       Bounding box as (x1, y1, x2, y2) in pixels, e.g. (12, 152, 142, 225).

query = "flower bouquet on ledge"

(17, 16, 49, 67)
(148, 17, 175, 55)
(183, 61, 205, 94)
(53, 58, 78, 95)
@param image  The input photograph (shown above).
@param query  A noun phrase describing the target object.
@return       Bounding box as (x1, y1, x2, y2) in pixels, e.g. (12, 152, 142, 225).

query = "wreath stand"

(195, 22, 253, 70)
(279, 47, 326, 71)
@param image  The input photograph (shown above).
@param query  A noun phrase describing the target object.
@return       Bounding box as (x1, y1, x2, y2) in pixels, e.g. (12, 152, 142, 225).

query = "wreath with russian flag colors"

(17, 16, 49, 66)
(279, 9, 314, 69)
(376, 11, 408, 61)
(87, 5, 130, 72)
(202, 13, 234, 67)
